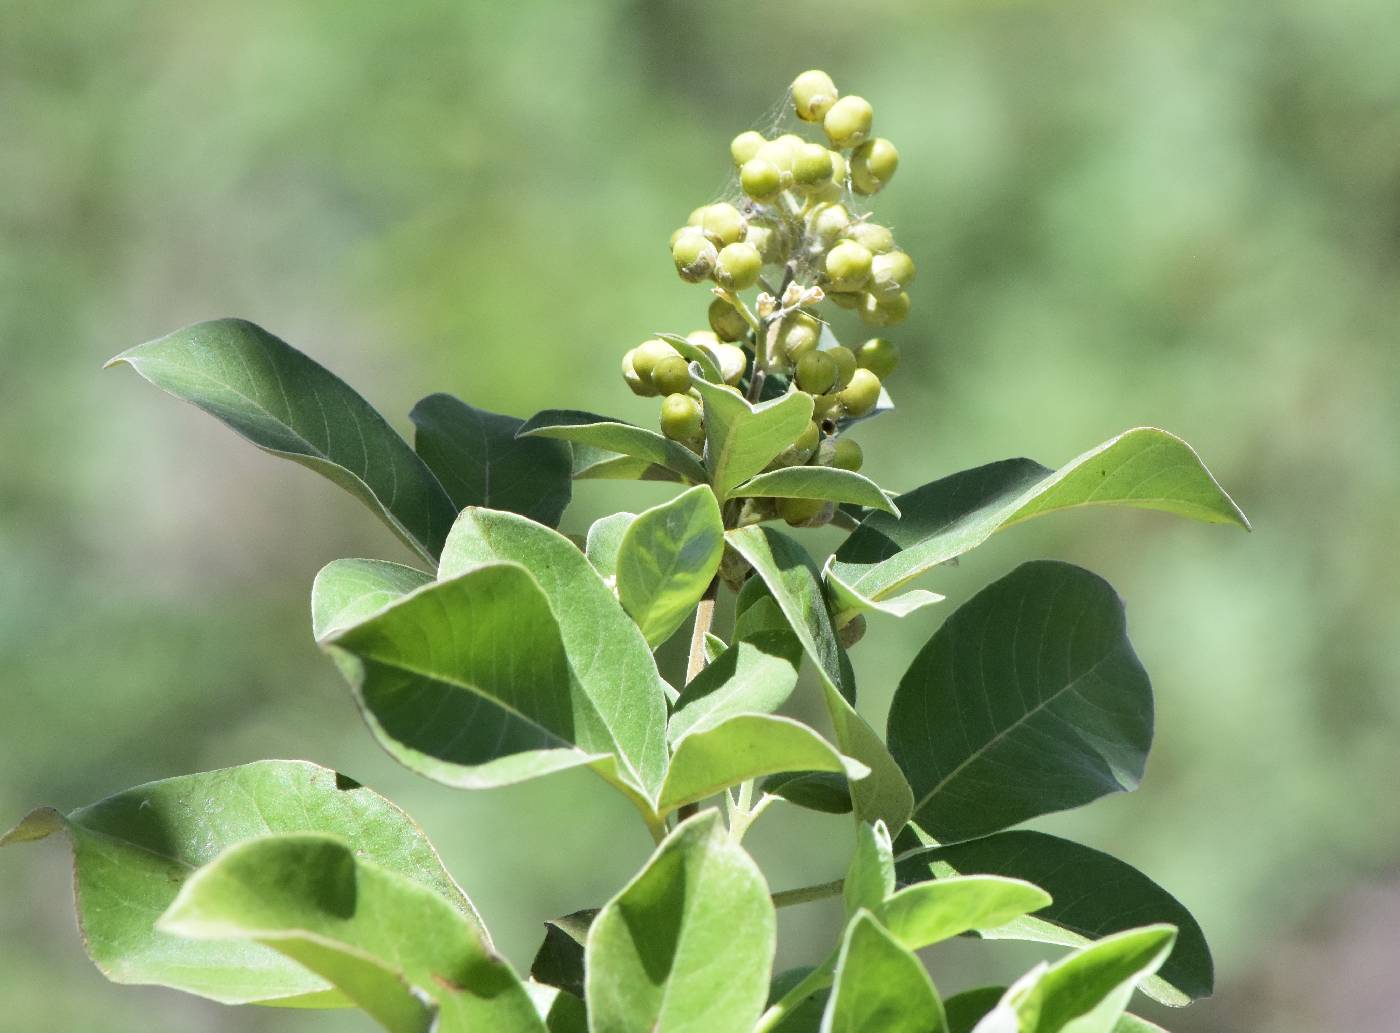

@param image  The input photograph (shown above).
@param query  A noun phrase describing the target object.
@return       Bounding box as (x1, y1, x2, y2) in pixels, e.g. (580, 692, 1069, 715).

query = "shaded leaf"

(821, 911, 947, 1033)
(0, 761, 479, 1007)
(616, 486, 724, 647)
(519, 410, 708, 484)
(524, 982, 590, 1033)
(844, 821, 895, 918)
(668, 631, 803, 743)
(107, 319, 456, 562)
(767, 968, 831, 1033)
(659, 715, 868, 815)
(585, 811, 775, 1033)
(690, 380, 814, 500)
(731, 466, 899, 515)
(530, 910, 596, 1001)
(410, 393, 572, 527)
(761, 771, 853, 815)
(895, 829, 1212, 1006)
(159, 833, 542, 1033)
(829, 428, 1249, 607)
(889, 561, 1152, 843)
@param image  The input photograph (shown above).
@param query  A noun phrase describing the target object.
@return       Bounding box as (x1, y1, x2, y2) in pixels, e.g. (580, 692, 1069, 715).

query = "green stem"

(675, 579, 720, 826)
(753, 949, 839, 1033)
(770, 877, 844, 909)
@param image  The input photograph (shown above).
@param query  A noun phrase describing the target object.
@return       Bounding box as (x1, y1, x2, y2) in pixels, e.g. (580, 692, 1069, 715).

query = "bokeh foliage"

(2, 1, 1397, 1030)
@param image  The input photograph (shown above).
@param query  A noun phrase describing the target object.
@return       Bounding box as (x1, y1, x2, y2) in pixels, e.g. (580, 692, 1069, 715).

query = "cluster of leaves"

(2, 311, 1246, 1032)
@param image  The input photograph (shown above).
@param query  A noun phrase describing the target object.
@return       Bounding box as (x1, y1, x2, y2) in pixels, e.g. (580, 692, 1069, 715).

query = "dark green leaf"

(821, 911, 947, 1033)
(616, 486, 724, 647)
(895, 829, 1212, 1005)
(889, 561, 1152, 843)
(530, 910, 596, 1001)
(410, 393, 572, 527)
(524, 983, 590, 1033)
(690, 380, 814, 500)
(107, 319, 456, 562)
(0, 761, 480, 1007)
(829, 428, 1249, 611)
(766, 968, 830, 1032)
(519, 410, 708, 484)
(585, 811, 775, 1033)
(160, 833, 543, 1033)
(760, 771, 853, 815)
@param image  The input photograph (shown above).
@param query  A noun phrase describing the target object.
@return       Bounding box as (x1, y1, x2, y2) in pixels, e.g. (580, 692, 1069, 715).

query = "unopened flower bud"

(792, 70, 839, 122)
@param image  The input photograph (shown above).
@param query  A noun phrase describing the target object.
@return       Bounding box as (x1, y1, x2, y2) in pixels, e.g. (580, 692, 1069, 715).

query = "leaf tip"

(1, 807, 65, 847)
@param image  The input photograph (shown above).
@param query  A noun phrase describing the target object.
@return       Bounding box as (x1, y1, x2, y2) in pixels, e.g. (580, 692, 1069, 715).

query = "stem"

(754, 950, 839, 1033)
(675, 579, 720, 825)
(829, 507, 860, 532)
(770, 878, 844, 909)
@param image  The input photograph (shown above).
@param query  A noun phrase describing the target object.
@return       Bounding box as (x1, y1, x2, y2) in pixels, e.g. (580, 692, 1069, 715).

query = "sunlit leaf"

(616, 485, 724, 647)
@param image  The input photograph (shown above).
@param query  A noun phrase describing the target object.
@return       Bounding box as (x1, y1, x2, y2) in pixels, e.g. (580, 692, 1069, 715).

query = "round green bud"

(778, 496, 827, 527)
(652, 355, 693, 396)
(741, 158, 783, 201)
(858, 289, 911, 327)
(826, 345, 857, 389)
(731, 130, 766, 167)
(832, 437, 864, 471)
(829, 149, 848, 184)
(708, 298, 750, 342)
(795, 420, 821, 453)
(792, 143, 834, 189)
(792, 69, 838, 122)
(846, 222, 895, 254)
(660, 392, 704, 442)
(672, 228, 717, 282)
(700, 203, 747, 247)
(687, 329, 721, 347)
(687, 206, 708, 227)
(856, 337, 900, 379)
(850, 137, 898, 195)
(809, 203, 852, 247)
(826, 290, 861, 310)
(746, 220, 785, 265)
(767, 419, 821, 470)
(631, 338, 680, 388)
(795, 350, 838, 395)
(824, 240, 873, 292)
(621, 349, 654, 397)
(757, 137, 799, 179)
(838, 367, 882, 417)
(870, 250, 916, 296)
(709, 342, 748, 386)
(778, 312, 821, 360)
(823, 95, 873, 150)
(715, 241, 762, 290)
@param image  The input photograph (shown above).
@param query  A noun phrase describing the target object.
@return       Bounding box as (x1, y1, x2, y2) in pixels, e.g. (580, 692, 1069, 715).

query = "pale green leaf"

(823, 557, 942, 627)
(585, 811, 775, 1033)
(843, 821, 895, 918)
(585, 513, 636, 578)
(438, 508, 670, 797)
(690, 380, 814, 500)
(410, 393, 572, 528)
(523, 982, 590, 1033)
(829, 428, 1249, 605)
(879, 876, 1052, 951)
(0, 761, 479, 1007)
(616, 486, 724, 647)
(820, 911, 947, 1033)
(106, 319, 457, 562)
(519, 410, 708, 484)
(159, 833, 543, 1033)
(311, 558, 432, 640)
(731, 466, 899, 516)
(659, 715, 868, 815)
(668, 632, 803, 743)
(889, 561, 1152, 843)
(655, 332, 724, 383)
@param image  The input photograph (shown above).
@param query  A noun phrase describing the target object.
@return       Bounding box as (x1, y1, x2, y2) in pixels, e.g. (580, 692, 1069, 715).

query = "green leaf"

(311, 558, 433, 640)
(895, 829, 1212, 1006)
(439, 507, 670, 798)
(525, 982, 591, 1033)
(878, 876, 1052, 951)
(585, 811, 775, 1033)
(767, 968, 830, 1032)
(731, 466, 899, 515)
(585, 512, 636, 578)
(821, 911, 948, 1033)
(822, 556, 942, 627)
(410, 393, 572, 528)
(655, 332, 725, 383)
(530, 910, 596, 1001)
(571, 444, 685, 483)
(889, 561, 1152, 843)
(761, 771, 853, 815)
(1007, 925, 1177, 1033)
(159, 833, 543, 1033)
(659, 715, 869, 815)
(829, 428, 1249, 606)
(519, 410, 708, 484)
(843, 821, 895, 918)
(106, 319, 457, 562)
(321, 562, 642, 797)
(616, 486, 724, 647)
(690, 380, 814, 500)
(668, 631, 803, 743)
(0, 760, 480, 1007)
(823, 685, 915, 834)
(946, 987, 1169, 1033)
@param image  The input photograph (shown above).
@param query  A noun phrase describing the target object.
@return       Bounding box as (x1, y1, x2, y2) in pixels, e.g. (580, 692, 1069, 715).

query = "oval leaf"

(690, 380, 814, 501)
(659, 715, 868, 815)
(585, 811, 775, 1033)
(732, 466, 899, 516)
(616, 486, 724, 647)
(0, 761, 479, 1007)
(439, 508, 670, 797)
(410, 393, 572, 528)
(889, 561, 1152, 843)
(585, 512, 636, 578)
(159, 833, 543, 1033)
(843, 821, 895, 918)
(878, 876, 1052, 952)
(895, 829, 1212, 1006)
(829, 428, 1249, 606)
(311, 558, 432, 640)
(106, 319, 457, 562)
(821, 911, 948, 1033)
(518, 410, 708, 484)
(668, 631, 803, 743)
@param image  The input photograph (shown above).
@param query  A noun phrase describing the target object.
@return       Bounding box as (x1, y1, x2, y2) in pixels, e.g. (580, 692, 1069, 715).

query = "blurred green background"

(3, 1, 1398, 1030)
